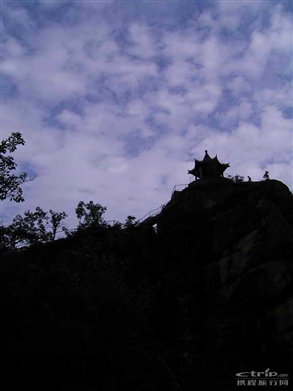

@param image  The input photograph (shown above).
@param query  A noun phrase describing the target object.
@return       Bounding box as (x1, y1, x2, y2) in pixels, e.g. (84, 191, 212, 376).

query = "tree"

(49, 210, 68, 239)
(1, 207, 67, 251)
(0, 225, 17, 253)
(227, 174, 244, 183)
(124, 215, 138, 229)
(110, 221, 123, 230)
(0, 132, 35, 202)
(11, 207, 50, 246)
(75, 201, 107, 229)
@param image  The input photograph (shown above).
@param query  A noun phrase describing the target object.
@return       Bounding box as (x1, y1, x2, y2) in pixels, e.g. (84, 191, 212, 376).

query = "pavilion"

(188, 150, 230, 180)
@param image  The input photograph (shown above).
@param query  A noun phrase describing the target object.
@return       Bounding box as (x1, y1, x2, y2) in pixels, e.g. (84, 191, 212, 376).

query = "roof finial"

(205, 149, 208, 154)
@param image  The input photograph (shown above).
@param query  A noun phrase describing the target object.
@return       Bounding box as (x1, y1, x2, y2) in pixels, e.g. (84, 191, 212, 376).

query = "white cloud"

(2, 4, 34, 32)
(224, 101, 253, 123)
(127, 23, 158, 59)
(58, 110, 83, 128)
(255, 86, 292, 109)
(2, 1, 292, 229)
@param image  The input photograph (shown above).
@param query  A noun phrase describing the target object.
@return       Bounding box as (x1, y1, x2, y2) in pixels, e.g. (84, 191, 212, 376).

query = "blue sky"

(1, 0, 293, 228)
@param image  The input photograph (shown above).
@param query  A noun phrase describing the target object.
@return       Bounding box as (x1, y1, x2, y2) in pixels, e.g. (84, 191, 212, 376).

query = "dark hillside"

(1, 179, 293, 390)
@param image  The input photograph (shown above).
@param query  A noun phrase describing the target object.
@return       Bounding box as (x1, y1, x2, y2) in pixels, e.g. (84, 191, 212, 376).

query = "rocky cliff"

(152, 178, 293, 388)
(1, 179, 293, 390)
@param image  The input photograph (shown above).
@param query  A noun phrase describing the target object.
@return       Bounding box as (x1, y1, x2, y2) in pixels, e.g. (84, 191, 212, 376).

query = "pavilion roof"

(188, 150, 230, 178)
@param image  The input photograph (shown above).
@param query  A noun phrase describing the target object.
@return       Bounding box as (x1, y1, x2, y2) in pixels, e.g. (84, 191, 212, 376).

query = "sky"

(1, 0, 293, 229)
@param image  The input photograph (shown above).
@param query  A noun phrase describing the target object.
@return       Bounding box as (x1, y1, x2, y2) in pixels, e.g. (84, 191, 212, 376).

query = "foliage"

(49, 209, 68, 238)
(0, 207, 67, 252)
(0, 132, 35, 202)
(124, 215, 138, 229)
(0, 225, 17, 253)
(227, 174, 244, 183)
(111, 220, 123, 229)
(75, 200, 107, 229)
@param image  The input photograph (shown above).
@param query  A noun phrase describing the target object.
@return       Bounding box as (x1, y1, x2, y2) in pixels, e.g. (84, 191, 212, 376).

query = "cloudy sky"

(1, 0, 293, 229)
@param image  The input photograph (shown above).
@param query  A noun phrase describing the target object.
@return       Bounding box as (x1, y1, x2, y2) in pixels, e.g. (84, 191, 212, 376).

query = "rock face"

(2, 178, 292, 390)
(154, 179, 293, 387)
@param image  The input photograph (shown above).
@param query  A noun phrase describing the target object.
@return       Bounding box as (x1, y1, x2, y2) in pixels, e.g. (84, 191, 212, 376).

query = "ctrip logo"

(236, 368, 280, 378)
(236, 369, 289, 387)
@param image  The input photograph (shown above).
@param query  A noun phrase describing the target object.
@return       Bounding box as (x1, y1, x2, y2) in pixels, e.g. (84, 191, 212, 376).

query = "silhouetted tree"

(0, 132, 35, 202)
(1, 208, 67, 251)
(124, 215, 138, 229)
(75, 201, 107, 229)
(111, 221, 123, 229)
(227, 174, 244, 183)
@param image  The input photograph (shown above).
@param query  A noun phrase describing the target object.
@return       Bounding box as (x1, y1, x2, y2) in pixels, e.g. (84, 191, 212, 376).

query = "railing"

(12, 184, 190, 248)
(138, 183, 190, 224)
(171, 183, 188, 197)
(137, 205, 165, 224)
